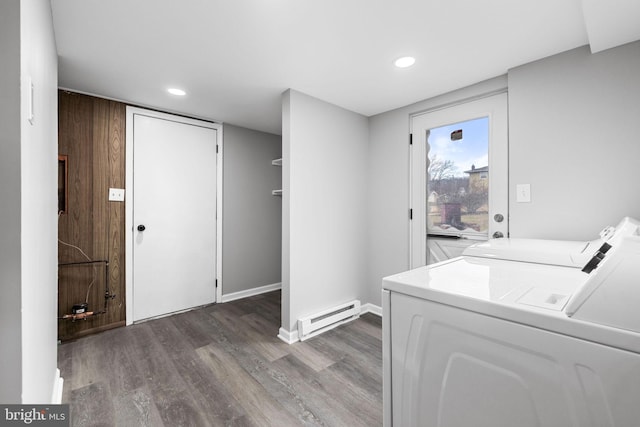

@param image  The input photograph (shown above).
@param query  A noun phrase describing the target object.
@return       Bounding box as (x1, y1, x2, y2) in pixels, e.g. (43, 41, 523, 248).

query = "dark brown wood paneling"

(58, 91, 127, 341)
(92, 97, 110, 262)
(108, 101, 127, 324)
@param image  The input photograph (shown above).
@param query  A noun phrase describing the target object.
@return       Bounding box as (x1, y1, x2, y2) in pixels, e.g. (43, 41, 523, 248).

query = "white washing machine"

(382, 219, 640, 427)
(462, 216, 640, 267)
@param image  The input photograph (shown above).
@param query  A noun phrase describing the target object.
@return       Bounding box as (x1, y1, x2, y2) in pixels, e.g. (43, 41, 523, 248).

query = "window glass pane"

(427, 117, 489, 236)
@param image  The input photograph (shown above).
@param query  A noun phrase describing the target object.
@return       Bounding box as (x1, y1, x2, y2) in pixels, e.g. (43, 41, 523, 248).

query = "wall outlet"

(109, 188, 125, 202)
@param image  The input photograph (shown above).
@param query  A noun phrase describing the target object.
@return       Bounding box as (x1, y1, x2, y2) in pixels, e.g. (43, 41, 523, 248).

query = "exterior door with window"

(410, 93, 508, 267)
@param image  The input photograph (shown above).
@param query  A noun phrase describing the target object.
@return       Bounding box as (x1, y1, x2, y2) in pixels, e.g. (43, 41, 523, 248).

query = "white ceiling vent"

(582, 0, 640, 53)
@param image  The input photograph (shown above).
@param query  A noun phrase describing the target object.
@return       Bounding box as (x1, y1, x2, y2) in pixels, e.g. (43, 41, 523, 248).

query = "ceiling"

(51, 0, 638, 135)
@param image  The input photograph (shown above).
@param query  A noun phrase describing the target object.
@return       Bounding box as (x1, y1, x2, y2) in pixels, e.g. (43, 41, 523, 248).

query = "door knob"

(494, 213, 504, 223)
(137, 224, 146, 232)
(492, 231, 504, 239)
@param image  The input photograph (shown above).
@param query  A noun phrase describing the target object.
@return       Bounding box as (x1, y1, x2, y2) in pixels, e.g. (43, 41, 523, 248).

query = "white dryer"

(382, 219, 640, 427)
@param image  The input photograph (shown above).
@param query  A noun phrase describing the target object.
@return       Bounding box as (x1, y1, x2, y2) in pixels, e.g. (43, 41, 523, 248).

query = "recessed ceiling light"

(394, 56, 416, 68)
(167, 88, 186, 96)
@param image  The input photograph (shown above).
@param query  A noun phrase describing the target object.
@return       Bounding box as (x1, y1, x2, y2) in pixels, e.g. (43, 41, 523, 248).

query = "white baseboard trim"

(361, 303, 382, 317)
(277, 327, 299, 345)
(51, 368, 64, 404)
(220, 282, 282, 303)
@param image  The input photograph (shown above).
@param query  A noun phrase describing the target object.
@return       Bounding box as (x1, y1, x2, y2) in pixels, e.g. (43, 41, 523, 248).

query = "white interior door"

(410, 93, 508, 268)
(128, 109, 220, 322)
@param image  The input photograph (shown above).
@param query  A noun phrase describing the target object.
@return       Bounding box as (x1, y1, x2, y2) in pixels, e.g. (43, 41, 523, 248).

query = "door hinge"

(409, 134, 413, 145)
(215, 279, 218, 288)
(216, 145, 219, 153)
(409, 208, 413, 220)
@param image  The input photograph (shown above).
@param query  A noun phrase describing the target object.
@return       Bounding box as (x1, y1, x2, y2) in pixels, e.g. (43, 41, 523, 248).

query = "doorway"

(125, 107, 223, 323)
(410, 92, 508, 267)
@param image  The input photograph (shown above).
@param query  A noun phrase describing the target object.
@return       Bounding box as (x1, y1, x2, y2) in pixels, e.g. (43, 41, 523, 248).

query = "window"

(427, 117, 489, 237)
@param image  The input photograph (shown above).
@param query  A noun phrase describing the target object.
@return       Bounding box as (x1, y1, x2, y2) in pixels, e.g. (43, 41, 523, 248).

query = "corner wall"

(222, 125, 282, 298)
(20, 0, 59, 403)
(282, 89, 369, 335)
(0, 0, 23, 404)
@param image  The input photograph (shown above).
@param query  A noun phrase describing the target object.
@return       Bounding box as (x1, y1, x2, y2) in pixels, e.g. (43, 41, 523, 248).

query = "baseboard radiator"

(297, 300, 361, 341)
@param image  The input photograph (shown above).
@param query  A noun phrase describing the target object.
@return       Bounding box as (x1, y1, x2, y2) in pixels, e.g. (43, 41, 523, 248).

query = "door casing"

(410, 91, 509, 268)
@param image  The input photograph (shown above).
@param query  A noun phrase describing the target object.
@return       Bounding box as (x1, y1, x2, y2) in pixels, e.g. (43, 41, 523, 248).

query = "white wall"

(0, 0, 23, 404)
(20, 0, 59, 403)
(0, 0, 58, 404)
(222, 124, 282, 296)
(508, 42, 640, 239)
(366, 77, 507, 306)
(281, 89, 369, 334)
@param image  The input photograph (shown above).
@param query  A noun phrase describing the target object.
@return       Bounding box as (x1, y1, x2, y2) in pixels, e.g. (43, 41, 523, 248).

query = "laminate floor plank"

(153, 315, 248, 424)
(211, 309, 290, 363)
(203, 312, 326, 425)
(240, 312, 284, 341)
(178, 303, 322, 426)
(173, 307, 230, 349)
(310, 324, 383, 374)
(126, 324, 214, 427)
(66, 334, 108, 392)
(334, 320, 383, 357)
(287, 340, 336, 373)
(321, 338, 382, 387)
(315, 364, 382, 426)
(69, 382, 115, 427)
(169, 305, 218, 349)
(59, 291, 383, 427)
(97, 327, 146, 394)
(270, 354, 370, 427)
(247, 295, 282, 325)
(327, 353, 383, 395)
(347, 313, 383, 340)
(231, 344, 327, 426)
(112, 386, 165, 427)
(151, 392, 209, 427)
(125, 323, 185, 391)
(197, 344, 303, 427)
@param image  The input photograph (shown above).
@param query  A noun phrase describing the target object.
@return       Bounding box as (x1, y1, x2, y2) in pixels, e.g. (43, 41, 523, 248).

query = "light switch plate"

(109, 188, 125, 202)
(516, 184, 531, 203)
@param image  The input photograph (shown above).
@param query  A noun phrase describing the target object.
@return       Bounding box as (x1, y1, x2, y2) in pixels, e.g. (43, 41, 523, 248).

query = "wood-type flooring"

(58, 291, 383, 426)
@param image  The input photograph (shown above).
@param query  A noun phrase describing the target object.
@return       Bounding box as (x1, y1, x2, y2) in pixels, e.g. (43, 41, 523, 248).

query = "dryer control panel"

(565, 220, 640, 333)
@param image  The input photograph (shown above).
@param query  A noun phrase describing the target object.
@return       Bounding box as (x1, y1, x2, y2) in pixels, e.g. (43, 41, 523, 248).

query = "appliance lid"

(383, 257, 585, 311)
